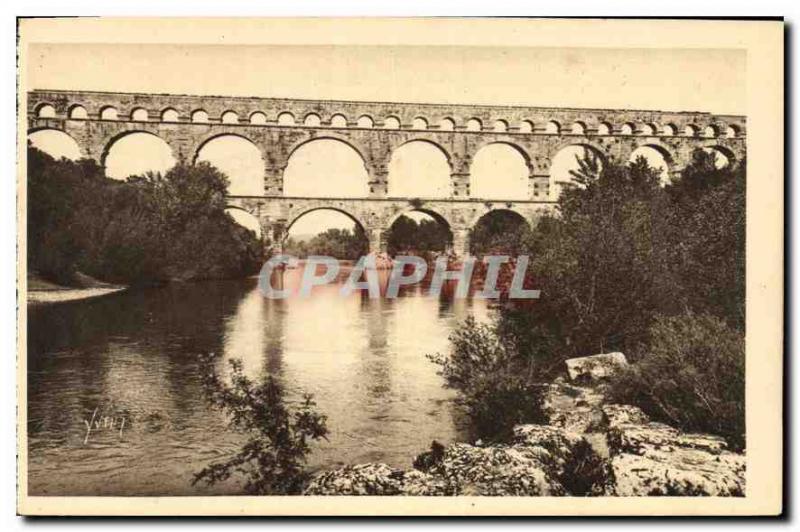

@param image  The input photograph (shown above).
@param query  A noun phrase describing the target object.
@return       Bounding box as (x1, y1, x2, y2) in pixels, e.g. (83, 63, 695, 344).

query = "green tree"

(469, 210, 531, 256)
(26, 146, 264, 286)
(193, 355, 328, 494)
(387, 214, 451, 256)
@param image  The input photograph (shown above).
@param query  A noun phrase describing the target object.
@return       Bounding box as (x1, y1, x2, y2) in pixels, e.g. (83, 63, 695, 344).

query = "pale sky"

(28, 44, 745, 113)
(26, 42, 744, 236)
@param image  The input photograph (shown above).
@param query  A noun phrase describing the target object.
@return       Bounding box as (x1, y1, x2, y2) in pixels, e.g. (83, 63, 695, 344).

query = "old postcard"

(16, 17, 783, 516)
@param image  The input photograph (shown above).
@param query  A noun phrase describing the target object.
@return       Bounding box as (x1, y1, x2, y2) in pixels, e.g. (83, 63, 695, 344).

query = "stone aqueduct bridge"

(28, 89, 746, 255)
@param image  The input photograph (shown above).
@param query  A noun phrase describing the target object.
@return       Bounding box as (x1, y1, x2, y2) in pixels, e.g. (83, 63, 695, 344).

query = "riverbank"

(304, 353, 746, 496)
(27, 273, 127, 305)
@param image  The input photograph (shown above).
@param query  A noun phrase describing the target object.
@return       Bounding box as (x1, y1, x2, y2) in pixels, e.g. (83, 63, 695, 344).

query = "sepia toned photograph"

(16, 17, 783, 516)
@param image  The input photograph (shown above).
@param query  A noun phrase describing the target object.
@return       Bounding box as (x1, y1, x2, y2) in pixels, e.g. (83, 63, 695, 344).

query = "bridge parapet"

(28, 89, 746, 203)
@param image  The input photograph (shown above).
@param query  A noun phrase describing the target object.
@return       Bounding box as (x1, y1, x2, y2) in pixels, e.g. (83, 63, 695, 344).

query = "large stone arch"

(469, 141, 533, 200)
(386, 205, 456, 232)
(27, 127, 83, 160)
(285, 205, 369, 236)
(548, 142, 607, 200)
(101, 130, 177, 179)
(191, 131, 263, 165)
(700, 141, 737, 162)
(225, 205, 264, 239)
(282, 137, 371, 198)
(193, 133, 266, 196)
(468, 205, 532, 231)
(628, 142, 676, 185)
(387, 139, 454, 198)
(384, 206, 455, 256)
(471, 140, 533, 171)
(629, 141, 675, 164)
(284, 134, 371, 169)
(550, 139, 609, 164)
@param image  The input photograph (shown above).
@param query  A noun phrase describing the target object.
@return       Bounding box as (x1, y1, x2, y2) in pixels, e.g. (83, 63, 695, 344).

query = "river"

(26, 265, 491, 495)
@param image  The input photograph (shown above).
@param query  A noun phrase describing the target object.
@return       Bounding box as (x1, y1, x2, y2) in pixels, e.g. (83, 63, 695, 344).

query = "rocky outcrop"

(601, 405, 745, 496)
(565, 352, 628, 383)
(304, 353, 745, 497)
(304, 463, 453, 496)
(304, 424, 608, 496)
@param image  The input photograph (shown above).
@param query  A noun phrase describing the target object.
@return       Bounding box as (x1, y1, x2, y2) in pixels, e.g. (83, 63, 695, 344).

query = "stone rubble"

(303, 352, 745, 496)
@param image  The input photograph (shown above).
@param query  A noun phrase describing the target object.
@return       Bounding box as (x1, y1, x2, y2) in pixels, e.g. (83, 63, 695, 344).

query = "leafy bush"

(607, 312, 745, 450)
(193, 355, 328, 494)
(428, 317, 546, 441)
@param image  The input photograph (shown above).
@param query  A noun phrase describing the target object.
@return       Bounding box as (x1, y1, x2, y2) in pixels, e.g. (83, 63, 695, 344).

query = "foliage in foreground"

(428, 317, 546, 441)
(607, 313, 745, 451)
(27, 146, 263, 285)
(193, 355, 328, 494)
(433, 149, 745, 447)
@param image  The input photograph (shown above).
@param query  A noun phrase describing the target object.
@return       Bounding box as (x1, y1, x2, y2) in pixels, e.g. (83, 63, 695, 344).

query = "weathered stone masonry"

(27, 89, 746, 255)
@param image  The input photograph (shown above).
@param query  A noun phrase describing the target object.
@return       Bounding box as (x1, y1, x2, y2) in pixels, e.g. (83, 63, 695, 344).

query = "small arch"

(131, 108, 149, 122)
(191, 109, 209, 123)
(663, 123, 677, 136)
(597, 122, 612, 135)
(100, 106, 119, 121)
(330, 114, 348, 128)
(383, 116, 401, 129)
(725, 125, 740, 138)
(466, 118, 483, 132)
(277, 112, 296, 126)
(304, 113, 321, 127)
(519, 120, 534, 134)
(493, 119, 508, 133)
(35, 103, 56, 118)
(249, 111, 267, 125)
(439, 117, 455, 131)
(571, 121, 587, 135)
(68, 105, 88, 120)
(357, 115, 374, 128)
(703, 125, 718, 138)
(221, 111, 239, 124)
(545, 120, 561, 135)
(684, 124, 699, 137)
(412, 117, 429, 130)
(620, 122, 635, 135)
(161, 108, 180, 123)
(641, 123, 658, 136)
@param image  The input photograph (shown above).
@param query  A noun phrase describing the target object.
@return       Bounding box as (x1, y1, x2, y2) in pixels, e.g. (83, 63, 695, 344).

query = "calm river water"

(27, 265, 491, 495)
